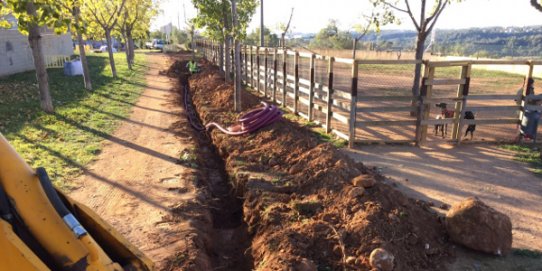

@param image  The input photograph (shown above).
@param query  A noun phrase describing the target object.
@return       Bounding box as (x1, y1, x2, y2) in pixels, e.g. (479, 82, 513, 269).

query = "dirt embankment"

(179, 58, 454, 270)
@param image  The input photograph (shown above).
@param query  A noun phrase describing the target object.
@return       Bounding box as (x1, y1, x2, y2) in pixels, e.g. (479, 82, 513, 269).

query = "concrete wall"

(0, 30, 73, 77)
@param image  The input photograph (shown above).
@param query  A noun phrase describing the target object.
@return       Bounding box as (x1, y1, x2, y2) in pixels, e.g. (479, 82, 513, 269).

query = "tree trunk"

(222, 0, 231, 82)
(352, 38, 358, 59)
(77, 32, 92, 90)
(281, 33, 286, 49)
(224, 37, 231, 82)
(122, 32, 132, 70)
(412, 33, 426, 97)
(105, 30, 118, 77)
(26, 2, 53, 113)
(219, 43, 224, 73)
(126, 29, 136, 67)
(128, 35, 135, 65)
(260, 0, 264, 46)
(190, 29, 195, 60)
(74, 7, 92, 90)
(411, 33, 427, 116)
(232, 0, 242, 111)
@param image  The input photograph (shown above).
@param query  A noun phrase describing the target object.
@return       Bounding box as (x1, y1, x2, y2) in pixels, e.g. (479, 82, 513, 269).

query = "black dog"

(464, 111, 475, 140)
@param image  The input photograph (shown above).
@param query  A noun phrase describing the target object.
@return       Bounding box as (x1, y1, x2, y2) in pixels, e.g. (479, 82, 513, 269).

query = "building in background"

(0, 14, 73, 77)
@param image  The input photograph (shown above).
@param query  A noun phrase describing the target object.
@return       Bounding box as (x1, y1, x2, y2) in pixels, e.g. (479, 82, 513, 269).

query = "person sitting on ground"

(186, 60, 199, 74)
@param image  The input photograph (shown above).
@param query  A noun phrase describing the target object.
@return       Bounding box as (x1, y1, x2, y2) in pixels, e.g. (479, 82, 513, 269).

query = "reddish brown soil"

(185, 59, 455, 270)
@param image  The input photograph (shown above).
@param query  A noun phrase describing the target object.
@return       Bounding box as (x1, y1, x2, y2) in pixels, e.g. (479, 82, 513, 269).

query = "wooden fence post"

(256, 46, 260, 92)
(250, 46, 254, 88)
(420, 65, 435, 143)
(204, 40, 208, 59)
(273, 48, 278, 102)
(308, 53, 316, 121)
(456, 64, 472, 144)
(349, 60, 359, 148)
(519, 61, 534, 122)
(415, 61, 429, 146)
(294, 51, 300, 114)
(231, 48, 234, 78)
(282, 49, 287, 107)
(326, 57, 335, 134)
(239, 44, 244, 81)
(244, 45, 248, 82)
(264, 48, 268, 97)
(452, 64, 472, 142)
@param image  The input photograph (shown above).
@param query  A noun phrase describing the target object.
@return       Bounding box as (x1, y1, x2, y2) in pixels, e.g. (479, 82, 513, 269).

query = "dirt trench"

(179, 58, 456, 271)
(174, 62, 254, 270)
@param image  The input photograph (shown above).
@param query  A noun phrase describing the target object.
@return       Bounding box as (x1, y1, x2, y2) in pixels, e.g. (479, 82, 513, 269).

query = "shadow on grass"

(15, 132, 170, 211)
(52, 113, 180, 164)
(0, 53, 149, 186)
(0, 55, 109, 136)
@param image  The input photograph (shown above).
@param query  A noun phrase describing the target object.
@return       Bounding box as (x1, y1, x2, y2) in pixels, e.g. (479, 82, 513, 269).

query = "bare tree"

(373, 0, 455, 101)
(278, 8, 294, 49)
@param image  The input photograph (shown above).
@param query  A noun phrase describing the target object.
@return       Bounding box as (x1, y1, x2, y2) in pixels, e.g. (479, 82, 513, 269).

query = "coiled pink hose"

(183, 85, 282, 135)
(206, 102, 283, 135)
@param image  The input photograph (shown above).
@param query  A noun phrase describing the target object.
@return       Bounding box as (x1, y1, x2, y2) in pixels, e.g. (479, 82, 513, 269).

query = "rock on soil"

(352, 174, 376, 188)
(446, 197, 512, 255)
(369, 248, 395, 271)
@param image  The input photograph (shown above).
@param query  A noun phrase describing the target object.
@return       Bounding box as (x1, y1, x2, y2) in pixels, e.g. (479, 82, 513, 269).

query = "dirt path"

(70, 53, 202, 268)
(341, 143, 542, 251)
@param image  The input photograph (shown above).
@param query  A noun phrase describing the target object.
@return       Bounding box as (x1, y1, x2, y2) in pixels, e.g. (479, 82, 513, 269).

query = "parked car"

(145, 41, 153, 49)
(98, 45, 117, 53)
(145, 39, 165, 50)
(152, 39, 165, 50)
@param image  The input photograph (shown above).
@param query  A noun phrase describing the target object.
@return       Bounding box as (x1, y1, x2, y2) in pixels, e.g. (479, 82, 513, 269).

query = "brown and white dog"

(434, 102, 454, 138)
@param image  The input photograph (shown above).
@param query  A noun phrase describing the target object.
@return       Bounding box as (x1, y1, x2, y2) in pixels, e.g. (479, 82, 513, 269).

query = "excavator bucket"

(0, 133, 153, 271)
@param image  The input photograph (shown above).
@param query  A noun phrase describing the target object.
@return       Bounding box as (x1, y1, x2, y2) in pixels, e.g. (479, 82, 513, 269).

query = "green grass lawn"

(0, 52, 148, 188)
(501, 144, 542, 177)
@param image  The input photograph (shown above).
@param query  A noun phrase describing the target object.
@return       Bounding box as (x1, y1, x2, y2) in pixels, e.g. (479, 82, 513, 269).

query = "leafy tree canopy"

(191, 0, 257, 41)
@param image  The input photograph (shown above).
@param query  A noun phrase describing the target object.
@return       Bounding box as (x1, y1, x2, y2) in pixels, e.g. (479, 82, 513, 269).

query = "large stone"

(445, 197, 512, 255)
(352, 174, 375, 188)
(369, 248, 394, 271)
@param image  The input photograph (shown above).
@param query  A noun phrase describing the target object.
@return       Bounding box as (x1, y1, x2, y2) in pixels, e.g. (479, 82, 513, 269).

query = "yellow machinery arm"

(0, 133, 153, 271)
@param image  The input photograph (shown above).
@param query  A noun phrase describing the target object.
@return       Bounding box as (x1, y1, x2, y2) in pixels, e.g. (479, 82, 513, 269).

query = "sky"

(152, 0, 542, 33)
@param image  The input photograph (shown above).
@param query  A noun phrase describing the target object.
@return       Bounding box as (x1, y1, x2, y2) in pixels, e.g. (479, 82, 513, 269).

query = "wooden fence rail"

(195, 40, 541, 147)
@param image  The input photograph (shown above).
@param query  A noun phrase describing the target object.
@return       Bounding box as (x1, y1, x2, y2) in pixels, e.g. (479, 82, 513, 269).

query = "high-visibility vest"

(188, 62, 198, 72)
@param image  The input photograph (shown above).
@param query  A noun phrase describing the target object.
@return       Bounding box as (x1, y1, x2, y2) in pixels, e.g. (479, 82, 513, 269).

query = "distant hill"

(359, 26, 542, 58)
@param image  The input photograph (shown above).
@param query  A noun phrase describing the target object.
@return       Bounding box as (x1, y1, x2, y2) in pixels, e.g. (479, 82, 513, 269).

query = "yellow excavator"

(0, 133, 153, 271)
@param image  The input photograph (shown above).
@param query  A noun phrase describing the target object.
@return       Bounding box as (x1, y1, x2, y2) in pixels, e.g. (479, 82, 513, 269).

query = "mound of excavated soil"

(184, 59, 453, 270)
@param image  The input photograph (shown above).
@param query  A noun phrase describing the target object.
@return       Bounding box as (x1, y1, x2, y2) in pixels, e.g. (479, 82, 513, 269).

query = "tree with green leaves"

(117, 0, 155, 70)
(1, 0, 70, 113)
(350, 8, 395, 59)
(83, 0, 127, 78)
(192, 0, 257, 81)
(371, 0, 459, 102)
(55, 0, 93, 90)
(310, 20, 352, 50)
(246, 27, 279, 46)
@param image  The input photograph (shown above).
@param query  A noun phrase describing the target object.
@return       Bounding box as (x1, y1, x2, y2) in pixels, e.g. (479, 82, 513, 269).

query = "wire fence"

(196, 40, 542, 147)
